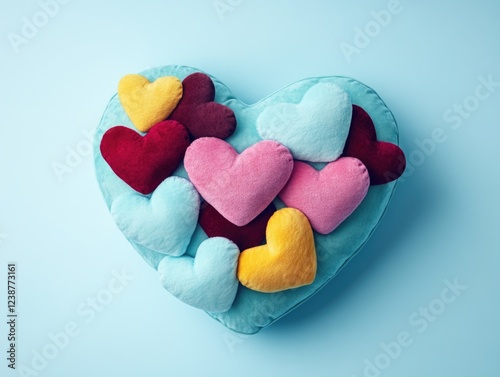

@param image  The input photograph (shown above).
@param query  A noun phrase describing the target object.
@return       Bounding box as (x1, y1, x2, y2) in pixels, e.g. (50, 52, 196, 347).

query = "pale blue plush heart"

(94, 65, 401, 334)
(257, 82, 352, 162)
(111, 176, 200, 256)
(158, 237, 240, 313)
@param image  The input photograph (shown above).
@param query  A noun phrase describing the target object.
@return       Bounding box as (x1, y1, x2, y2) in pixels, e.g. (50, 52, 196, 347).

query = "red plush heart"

(169, 73, 236, 140)
(343, 105, 406, 185)
(199, 202, 276, 251)
(100, 120, 190, 194)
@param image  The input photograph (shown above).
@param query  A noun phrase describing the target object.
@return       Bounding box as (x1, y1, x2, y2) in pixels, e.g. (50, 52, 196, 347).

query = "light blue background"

(0, 0, 499, 376)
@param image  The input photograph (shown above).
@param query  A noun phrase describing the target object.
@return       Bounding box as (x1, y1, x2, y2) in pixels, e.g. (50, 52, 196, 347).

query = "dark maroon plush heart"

(100, 120, 190, 194)
(199, 202, 276, 251)
(343, 105, 406, 185)
(168, 72, 236, 140)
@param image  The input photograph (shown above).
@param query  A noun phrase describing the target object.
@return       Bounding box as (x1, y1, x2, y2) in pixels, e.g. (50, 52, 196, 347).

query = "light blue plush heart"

(158, 237, 240, 313)
(94, 65, 400, 334)
(257, 82, 352, 162)
(111, 176, 200, 256)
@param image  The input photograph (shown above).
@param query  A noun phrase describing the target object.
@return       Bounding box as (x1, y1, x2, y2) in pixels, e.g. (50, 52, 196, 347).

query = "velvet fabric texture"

(279, 158, 370, 234)
(169, 72, 236, 140)
(237, 208, 317, 293)
(257, 83, 352, 162)
(158, 237, 240, 313)
(118, 74, 182, 133)
(100, 121, 190, 194)
(94, 65, 403, 334)
(343, 105, 406, 185)
(111, 177, 200, 256)
(184, 138, 293, 226)
(199, 202, 276, 251)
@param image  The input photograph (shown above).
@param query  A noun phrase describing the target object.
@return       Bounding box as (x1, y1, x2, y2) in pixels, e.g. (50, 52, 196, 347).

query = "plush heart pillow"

(93, 65, 405, 334)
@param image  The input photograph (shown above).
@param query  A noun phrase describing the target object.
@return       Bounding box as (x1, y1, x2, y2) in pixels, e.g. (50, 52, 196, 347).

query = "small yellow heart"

(237, 208, 317, 293)
(118, 74, 183, 133)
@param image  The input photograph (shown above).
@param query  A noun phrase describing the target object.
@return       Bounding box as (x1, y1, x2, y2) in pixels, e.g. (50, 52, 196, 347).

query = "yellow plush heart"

(118, 74, 183, 133)
(237, 208, 317, 293)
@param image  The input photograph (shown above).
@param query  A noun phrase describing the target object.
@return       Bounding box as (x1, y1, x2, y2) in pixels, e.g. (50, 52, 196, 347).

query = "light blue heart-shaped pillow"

(159, 237, 240, 313)
(94, 65, 400, 334)
(111, 176, 200, 256)
(257, 82, 352, 162)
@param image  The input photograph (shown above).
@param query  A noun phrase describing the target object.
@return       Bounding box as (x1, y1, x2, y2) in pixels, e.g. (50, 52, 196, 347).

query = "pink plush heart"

(279, 158, 370, 234)
(185, 138, 293, 226)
